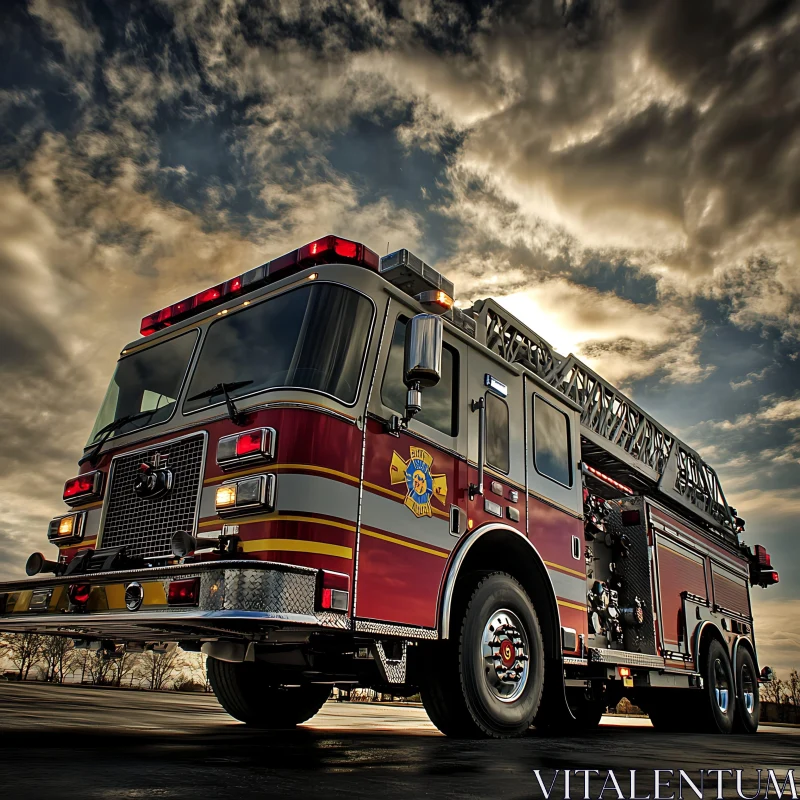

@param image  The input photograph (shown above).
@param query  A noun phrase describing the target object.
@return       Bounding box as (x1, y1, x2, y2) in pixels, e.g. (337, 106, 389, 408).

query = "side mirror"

(402, 314, 443, 421)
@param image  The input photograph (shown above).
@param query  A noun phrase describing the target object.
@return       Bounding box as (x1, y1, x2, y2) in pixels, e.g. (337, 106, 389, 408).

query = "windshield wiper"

(79, 409, 160, 467)
(186, 380, 252, 425)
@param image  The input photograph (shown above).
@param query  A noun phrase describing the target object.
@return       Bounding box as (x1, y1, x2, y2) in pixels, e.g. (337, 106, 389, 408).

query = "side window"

(533, 394, 572, 486)
(485, 392, 509, 473)
(380, 317, 458, 436)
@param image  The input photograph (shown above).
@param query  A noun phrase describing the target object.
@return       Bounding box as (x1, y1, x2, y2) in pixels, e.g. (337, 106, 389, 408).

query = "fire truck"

(0, 235, 779, 737)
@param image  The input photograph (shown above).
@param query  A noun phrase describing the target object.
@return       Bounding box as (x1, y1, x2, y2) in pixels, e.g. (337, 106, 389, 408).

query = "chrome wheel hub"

(481, 608, 530, 703)
(713, 658, 731, 714)
(741, 663, 756, 715)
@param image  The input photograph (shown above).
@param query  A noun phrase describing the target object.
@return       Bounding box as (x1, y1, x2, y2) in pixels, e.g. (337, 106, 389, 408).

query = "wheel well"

(443, 528, 561, 661)
(695, 621, 728, 668)
(733, 636, 759, 677)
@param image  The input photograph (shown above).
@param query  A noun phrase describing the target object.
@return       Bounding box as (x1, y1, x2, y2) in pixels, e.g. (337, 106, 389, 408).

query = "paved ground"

(0, 683, 797, 799)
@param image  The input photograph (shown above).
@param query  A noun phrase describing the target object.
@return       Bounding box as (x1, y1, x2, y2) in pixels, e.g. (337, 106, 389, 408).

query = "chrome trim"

(47, 511, 87, 546)
(732, 634, 759, 681)
(0, 559, 317, 593)
(216, 427, 277, 470)
(354, 619, 438, 639)
(216, 473, 275, 517)
(63, 470, 104, 508)
(181, 280, 377, 414)
(439, 522, 560, 640)
(96, 430, 209, 557)
(588, 649, 665, 668)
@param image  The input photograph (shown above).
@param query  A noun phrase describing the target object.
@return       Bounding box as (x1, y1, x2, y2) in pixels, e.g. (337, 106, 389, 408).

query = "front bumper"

(0, 560, 348, 642)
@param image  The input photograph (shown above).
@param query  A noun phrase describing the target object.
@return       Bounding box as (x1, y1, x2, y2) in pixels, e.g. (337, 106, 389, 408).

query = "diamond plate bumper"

(0, 560, 349, 641)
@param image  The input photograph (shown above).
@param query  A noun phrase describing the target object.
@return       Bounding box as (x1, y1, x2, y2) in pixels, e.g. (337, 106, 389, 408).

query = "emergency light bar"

(380, 249, 455, 303)
(140, 235, 380, 336)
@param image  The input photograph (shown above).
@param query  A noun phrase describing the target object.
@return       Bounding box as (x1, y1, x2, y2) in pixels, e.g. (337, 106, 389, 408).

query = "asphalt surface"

(0, 683, 797, 799)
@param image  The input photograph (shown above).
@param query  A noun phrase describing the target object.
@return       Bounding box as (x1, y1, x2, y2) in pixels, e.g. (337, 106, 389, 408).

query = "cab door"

(355, 300, 468, 629)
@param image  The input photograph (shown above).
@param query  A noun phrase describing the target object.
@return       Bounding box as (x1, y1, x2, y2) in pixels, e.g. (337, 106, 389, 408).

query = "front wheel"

(207, 657, 330, 727)
(419, 572, 545, 738)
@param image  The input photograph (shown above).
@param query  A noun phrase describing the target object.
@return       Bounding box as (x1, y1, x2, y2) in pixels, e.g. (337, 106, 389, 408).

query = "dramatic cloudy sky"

(1, 0, 798, 672)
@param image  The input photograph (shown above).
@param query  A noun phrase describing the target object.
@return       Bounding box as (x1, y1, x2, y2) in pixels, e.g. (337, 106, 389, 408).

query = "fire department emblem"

(390, 447, 447, 518)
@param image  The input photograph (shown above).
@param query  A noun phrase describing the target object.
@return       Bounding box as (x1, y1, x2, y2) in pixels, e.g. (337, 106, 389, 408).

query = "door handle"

(450, 505, 467, 537)
(469, 397, 485, 500)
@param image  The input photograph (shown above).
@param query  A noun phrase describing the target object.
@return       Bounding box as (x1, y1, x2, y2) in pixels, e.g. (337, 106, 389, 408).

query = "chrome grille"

(100, 433, 206, 560)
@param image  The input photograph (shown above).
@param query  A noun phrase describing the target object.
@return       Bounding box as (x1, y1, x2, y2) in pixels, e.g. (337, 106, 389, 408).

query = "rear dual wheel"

(419, 572, 545, 738)
(647, 640, 743, 734)
(733, 647, 759, 734)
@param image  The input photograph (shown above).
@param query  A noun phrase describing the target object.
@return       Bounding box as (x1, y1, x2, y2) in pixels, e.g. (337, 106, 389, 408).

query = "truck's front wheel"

(419, 572, 545, 738)
(207, 657, 330, 727)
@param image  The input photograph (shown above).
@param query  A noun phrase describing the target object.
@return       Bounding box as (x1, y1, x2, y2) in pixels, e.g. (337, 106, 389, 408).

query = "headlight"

(215, 474, 275, 517)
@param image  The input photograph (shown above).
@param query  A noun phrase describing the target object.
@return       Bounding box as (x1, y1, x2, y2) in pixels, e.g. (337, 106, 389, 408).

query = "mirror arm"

(469, 397, 485, 500)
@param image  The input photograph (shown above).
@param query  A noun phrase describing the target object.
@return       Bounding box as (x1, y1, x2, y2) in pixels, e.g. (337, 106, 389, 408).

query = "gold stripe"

(363, 480, 450, 520)
(545, 560, 585, 578)
(199, 513, 356, 531)
(558, 599, 586, 611)
(204, 463, 360, 486)
(241, 538, 352, 559)
(206, 466, 450, 520)
(361, 528, 449, 559)
(59, 537, 97, 550)
(71, 501, 103, 511)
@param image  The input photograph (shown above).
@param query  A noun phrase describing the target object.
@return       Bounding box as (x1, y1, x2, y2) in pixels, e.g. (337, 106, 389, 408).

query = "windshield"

(86, 331, 198, 445)
(184, 282, 373, 412)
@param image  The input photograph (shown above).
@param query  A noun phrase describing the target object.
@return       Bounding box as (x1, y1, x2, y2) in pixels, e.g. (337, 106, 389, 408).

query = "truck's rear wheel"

(733, 647, 759, 734)
(700, 639, 736, 734)
(207, 657, 330, 727)
(419, 572, 545, 738)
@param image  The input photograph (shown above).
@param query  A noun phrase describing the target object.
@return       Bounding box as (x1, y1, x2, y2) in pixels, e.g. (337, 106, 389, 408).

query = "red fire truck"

(0, 235, 779, 737)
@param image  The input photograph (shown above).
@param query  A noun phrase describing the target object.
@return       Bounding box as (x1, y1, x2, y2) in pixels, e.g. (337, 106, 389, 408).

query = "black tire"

(536, 686, 606, 734)
(733, 647, 760, 734)
(207, 657, 330, 727)
(699, 639, 736, 734)
(646, 690, 694, 732)
(419, 572, 545, 738)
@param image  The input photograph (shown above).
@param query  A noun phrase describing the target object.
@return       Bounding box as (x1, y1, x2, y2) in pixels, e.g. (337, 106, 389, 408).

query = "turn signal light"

(318, 570, 350, 613)
(215, 474, 275, 516)
(217, 428, 276, 467)
(68, 583, 91, 605)
(48, 512, 86, 544)
(167, 578, 200, 606)
(215, 485, 237, 509)
(236, 430, 264, 456)
(63, 471, 103, 506)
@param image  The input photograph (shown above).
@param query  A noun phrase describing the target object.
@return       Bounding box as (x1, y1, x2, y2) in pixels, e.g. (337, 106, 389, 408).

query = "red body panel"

(656, 541, 707, 646)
